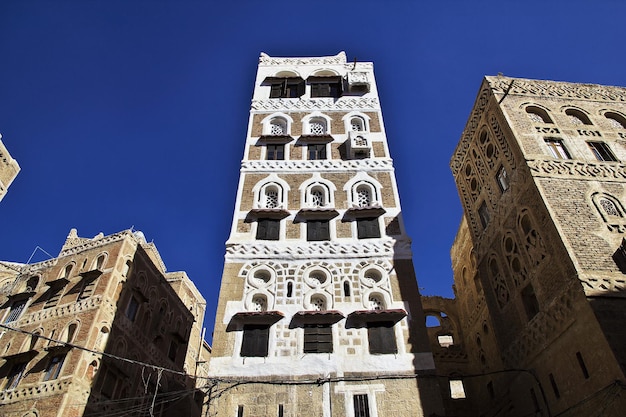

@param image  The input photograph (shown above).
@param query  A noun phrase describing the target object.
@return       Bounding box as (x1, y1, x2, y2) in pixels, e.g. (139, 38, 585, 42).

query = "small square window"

(588, 141, 617, 162)
(310, 80, 342, 98)
(303, 324, 333, 353)
(307, 220, 330, 241)
(357, 218, 381, 239)
(266, 144, 284, 161)
(449, 379, 467, 399)
(496, 166, 509, 192)
(256, 218, 280, 241)
(308, 144, 327, 160)
(544, 139, 571, 159)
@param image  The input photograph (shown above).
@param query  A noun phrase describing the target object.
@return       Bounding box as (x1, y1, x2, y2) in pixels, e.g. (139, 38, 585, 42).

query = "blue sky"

(1, 1, 625, 342)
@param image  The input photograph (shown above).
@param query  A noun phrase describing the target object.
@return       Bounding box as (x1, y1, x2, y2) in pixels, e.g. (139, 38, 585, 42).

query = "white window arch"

(244, 290, 274, 312)
(342, 112, 371, 133)
(345, 174, 382, 208)
(302, 112, 332, 136)
(300, 175, 336, 208)
(261, 113, 293, 136)
(304, 291, 332, 311)
(253, 175, 290, 209)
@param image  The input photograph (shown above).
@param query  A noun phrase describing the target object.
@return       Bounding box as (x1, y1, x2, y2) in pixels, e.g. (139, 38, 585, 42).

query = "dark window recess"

(126, 296, 140, 322)
(237, 405, 244, 417)
(77, 278, 97, 301)
(530, 388, 540, 414)
(368, 321, 398, 354)
(576, 352, 590, 379)
(266, 144, 285, 161)
(487, 381, 495, 399)
(303, 324, 333, 353)
(308, 144, 327, 160)
(287, 282, 293, 298)
(4, 362, 27, 390)
(343, 281, 351, 297)
(612, 239, 626, 274)
(353, 394, 370, 417)
(43, 354, 66, 381)
(521, 284, 540, 320)
(278, 404, 284, 417)
(256, 219, 280, 241)
(478, 201, 490, 229)
(310, 81, 342, 98)
(496, 165, 510, 192)
(588, 142, 618, 162)
(270, 79, 304, 98)
(241, 324, 270, 357)
(4, 300, 27, 323)
(307, 220, 330, 241)
(549, 373, 560, 399)
(357, 218, 381, 239)
(168, 341, 178, 362)
(545, 138, 571, 159)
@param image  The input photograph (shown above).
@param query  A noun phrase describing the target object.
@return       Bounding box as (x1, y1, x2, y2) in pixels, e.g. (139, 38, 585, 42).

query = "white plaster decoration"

(361, 288, 391, 310)
(251, 98, 380, 112)
(359, 266, 386, 288)
(344, 173, 382, 207)
(15, 295, 103, 327)
(244, 290, 274, 312)
(302, 112, 332, 135)
(335, 384, 385, 417)
(225, 239, 413, 261)
(303, 290, 332, 310)
(300, 174, 336, 208)
(304, 267, 332, 289)
(241, 158, 393, 173)
(0, 377, 73, 403)
(342, 111, 371, 133)
(246, 267, 275, 288)
(259, 52, 347, 66)
(261, 113, 294, 136)
(252, 175, 291, 209)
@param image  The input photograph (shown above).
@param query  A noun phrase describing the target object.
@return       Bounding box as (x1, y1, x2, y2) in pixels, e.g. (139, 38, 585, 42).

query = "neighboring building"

(0, 228, 207, 417)
(425, 76, 626, 416)
(207, 52, 443, 417)
(0, 133, 21, 202)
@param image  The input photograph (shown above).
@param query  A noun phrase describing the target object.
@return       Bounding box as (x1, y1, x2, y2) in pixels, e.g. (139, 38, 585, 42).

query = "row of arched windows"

(254, 176, 381, 210)
(526, 105, 626, 129)
(262, 112, 370, 137)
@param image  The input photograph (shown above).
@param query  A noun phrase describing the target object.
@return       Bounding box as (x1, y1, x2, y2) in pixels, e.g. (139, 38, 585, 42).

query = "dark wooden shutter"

(357, 218, 380, 239)
(353, 394, 370, 417)
(270, 83, 283, 98)
(304, 324, 332, 353)
(241, 324, 269, 357)
(368, 322, 397, 354)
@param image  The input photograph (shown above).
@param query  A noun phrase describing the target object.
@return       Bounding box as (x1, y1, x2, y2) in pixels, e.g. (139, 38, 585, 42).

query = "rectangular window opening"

(549, 373, 560, 399)
(43, 354, 66, 381)
(237, 405, 244, 417)
(307, 144, 327, 160)
(496, 165, 510, 192)
(266, 144, 285, 161)
(449, 379, 467, 399)
(478, 201, 490, 229)
(303, 324, 333, 353)
(367, 321, 398, 354)
(241, 324, 270, 357)
(353, 394, 370, 417)
(278, 404, 284, 417)
(357, 218, 381, 239)
(576, 351, 590, 379)
(521, 284, 540, 320)
(126, 296, 140, 322)
(588, 141, 617, 162)
(307, 220, 330, 241)
(256, 218, 280, 241)
(544, 138, 571, 159)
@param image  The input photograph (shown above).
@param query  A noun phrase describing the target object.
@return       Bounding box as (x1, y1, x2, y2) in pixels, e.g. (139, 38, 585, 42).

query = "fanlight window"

(369, 294, 384, 310)
(605, 112, 626, 129)
(311, 296, 326, 311)
(525, 106, 552, 124)
(356, 186, 372, 207)
(252, 295, 267, 312)
(364, 269, 382, 285)
(600, 198, 620, 217)
(264, 187, 279, 208)
(253, 270, 271, 286)
(565, 109, 592, 126)
(351, 117, 365, 132)
(269, 118, 287, 135)
(310, 187, 325, 207)
(309, 118, 327, 135)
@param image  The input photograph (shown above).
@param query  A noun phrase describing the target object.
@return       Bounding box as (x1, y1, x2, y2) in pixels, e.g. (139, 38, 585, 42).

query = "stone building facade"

(207, 52, 443, 417)
(424, 76, 626, 416)
(0, 133, 20, 203)
(0, 228, 207, 417)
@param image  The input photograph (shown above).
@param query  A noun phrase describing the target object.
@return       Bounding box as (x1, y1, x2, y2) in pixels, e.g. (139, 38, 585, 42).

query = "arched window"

(565, 108, 593, 125)
(286, 281, 294, 298)
(343, 281, 351, 297)
(525, 106, 552, 123)
(605, 112, 626, 129)
(311, 295, 326, 311)
(356, 185, 372, 207)
(95, 254, 106, 271)
(350, 116, 365, 132)
(269, 117, 287, 136)
(255, 177, 290, 210)
(592, 193, 626, 224)
(61, 264, 73, 280)
(310, 186, 325, 207)
(251, 295, 267, 312)
(264, 186, 280, 208)
(369, 294, 384, 310)
(308, 117, 327, 135)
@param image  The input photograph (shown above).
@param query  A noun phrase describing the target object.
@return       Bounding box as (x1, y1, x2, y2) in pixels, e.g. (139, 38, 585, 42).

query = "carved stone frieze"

(487, 76, 626, 102)
(251, 97, 380, 112)
(528, 159, 626, 180)
(16, 295, 104, 326)
(502, 283, 579, 367)
(580, 276, 626, 295)
(241, 158, 393, 172)
(451, 87, 491, 177)
(0, 377, 72, 403)
(225, 239, 413, 261)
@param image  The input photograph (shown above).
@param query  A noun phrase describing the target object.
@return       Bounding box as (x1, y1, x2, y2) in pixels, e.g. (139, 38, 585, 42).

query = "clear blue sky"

(1, 1, 625, 342)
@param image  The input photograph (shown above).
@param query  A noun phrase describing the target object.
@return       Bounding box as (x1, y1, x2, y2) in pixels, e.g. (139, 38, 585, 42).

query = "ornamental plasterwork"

(241, 158, 393, 173)
(59, 230, 132, 257)
(528, 159, 626, 180)
(251, 97, 380, 112)
(0, 378, 72, 403)
(225, 239, 413, 261)
(259, 51, 347, 66)
(487, 76, 626, 102)
(581, 276, 626, 295)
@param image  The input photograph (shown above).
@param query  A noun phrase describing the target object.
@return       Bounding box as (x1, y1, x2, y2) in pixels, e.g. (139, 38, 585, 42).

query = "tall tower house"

(208, 52, 442, 417)
(448, 77, 626, 416)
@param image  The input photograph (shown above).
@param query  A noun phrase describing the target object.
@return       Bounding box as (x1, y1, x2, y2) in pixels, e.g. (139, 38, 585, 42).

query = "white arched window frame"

(261, 113, 293, 136)
(303, 290, 332, 311)
(603, 111, 626, 129)
(253, 175, 290, 209)
(302, 112, 332, 136)
(342, 112, 371, 133)
(244, 289, 274, 312)
(361, 288, 391, 311)
(344, 174, 382, 208)
(303, 182, 334, 208)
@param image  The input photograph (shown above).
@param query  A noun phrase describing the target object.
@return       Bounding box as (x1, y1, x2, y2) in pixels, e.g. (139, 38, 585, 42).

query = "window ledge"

(347, 309, 407, 327)
(298, 134, 334, 143)
(231, 311, 284, 325)
(345, 205, 386, 218)
(296, 208, 339, 220)
(291, 310, 344, 326)
(248, 208, 290, 220)
(257, 135, 294, 144)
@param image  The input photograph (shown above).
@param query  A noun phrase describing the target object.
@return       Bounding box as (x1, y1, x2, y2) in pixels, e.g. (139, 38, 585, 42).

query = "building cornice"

(241, 158, 393, 173)
(259, 52, 347, 66)
(251, 97, 380, 112)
